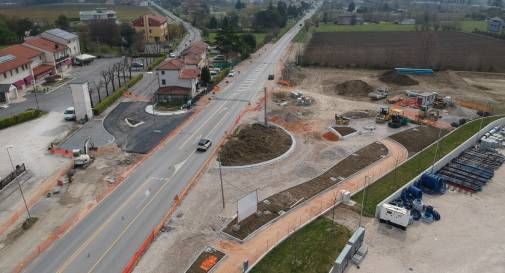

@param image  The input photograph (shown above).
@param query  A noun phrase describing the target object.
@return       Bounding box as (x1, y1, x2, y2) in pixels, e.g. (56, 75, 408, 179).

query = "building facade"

(24, 37, 72, 74)
(41, 28, 81, 58)
(79, 9, 117, 22)
(132, 14, 169, 43)
(487, 17, 504, 34)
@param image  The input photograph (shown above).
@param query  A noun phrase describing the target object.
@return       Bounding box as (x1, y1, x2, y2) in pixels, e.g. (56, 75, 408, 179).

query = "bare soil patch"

(332, 126, 356, 136)
(223, 142, 387, 240)
(332, 80, 373, 97)
(185, 247, 225, 273)
(379, 71, 419, 86)
(389, 126, 448, 156)
(343, 110, 375, 119)
(303, 32, 505, 72)
(219, 123, 292, 166)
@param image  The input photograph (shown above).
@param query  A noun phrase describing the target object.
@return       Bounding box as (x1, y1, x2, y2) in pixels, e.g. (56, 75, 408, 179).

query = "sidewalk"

(213, 138, 408, 273)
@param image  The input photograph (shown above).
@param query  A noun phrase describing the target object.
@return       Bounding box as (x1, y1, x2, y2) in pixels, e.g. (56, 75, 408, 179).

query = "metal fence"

(0, 163, 26, 191)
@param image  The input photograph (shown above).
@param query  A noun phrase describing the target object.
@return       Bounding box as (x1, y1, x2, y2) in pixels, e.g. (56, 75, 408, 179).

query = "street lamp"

(6, 145, 31, 219)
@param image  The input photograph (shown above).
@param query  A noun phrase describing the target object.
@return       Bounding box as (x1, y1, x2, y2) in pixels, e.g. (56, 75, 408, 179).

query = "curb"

(220, 124, 296, 170)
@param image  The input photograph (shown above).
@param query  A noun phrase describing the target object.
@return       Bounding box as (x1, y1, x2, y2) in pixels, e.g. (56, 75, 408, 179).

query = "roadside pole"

(218, 151, 225, 209)
(6, 145, 31, 219)
(264, 87, 268, 126)
(359, 175, 369, 228)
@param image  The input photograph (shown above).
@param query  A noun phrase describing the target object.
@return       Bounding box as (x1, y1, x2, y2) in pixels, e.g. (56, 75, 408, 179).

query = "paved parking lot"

(103, 102, 190, 154)
(0, 58, 122, 118)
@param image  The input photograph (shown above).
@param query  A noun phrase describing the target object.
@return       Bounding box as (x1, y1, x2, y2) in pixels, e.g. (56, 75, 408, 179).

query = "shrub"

(148, 55, 167, 71)
(0, 109, 45, 130)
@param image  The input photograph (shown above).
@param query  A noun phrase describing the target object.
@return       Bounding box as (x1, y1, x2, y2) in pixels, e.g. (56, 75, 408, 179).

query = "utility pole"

(264, 87, 268, 126)
(431, 127, 443, 173)
(359, 176, 369, 228)
(218, 152, 225, 209)
(6, 146, 31, 219)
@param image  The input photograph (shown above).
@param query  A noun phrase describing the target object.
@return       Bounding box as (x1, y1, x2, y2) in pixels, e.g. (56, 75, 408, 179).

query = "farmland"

(302, 31, 505, 72)
(309, 21, 486, 33)
(0, 4, 150, 23)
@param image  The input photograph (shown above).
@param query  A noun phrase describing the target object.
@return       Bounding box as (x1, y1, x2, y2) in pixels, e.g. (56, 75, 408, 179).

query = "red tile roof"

(24, 37, 66, 53)
(156, 86, 191, 96)
(181, 42, 207, 56)
(0, 45, 37, 74)
(33, 64, 54, 77)
(183, 54, 201, 65)
(132, 14, 168, 27)
(179, 67, 199, 79)
(157, 58, 184, 70)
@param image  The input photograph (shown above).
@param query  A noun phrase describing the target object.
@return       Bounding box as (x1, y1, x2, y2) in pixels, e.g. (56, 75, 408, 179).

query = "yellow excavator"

(335, 114, 350, 125)
(375, 106, 391, 123)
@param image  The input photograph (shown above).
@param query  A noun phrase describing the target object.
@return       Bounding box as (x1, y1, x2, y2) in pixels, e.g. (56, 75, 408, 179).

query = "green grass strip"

(250, 217, 351, 273)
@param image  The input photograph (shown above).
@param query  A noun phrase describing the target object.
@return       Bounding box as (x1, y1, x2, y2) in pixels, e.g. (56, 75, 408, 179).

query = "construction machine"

(388, 109, 408, 128)
(375, 106, 391, 123)
(335, 114, 350, 125)
(418, 106, 440, 121)
(73, 137, 93, 168)
(368, 87, 389, 100)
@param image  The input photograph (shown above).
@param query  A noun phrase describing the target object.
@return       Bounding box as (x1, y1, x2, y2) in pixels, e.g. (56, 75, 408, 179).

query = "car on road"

(196, 139, 212, 152)
(227, 71, 235, 77)
(64, 107, 76, 121)
(131, 62, 144, 70)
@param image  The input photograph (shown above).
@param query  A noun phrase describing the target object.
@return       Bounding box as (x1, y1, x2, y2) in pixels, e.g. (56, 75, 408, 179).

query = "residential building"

(0, 84, 18, 105)
(79, 9, 117, 22)
(24, 37, 72, 74)
(0, 45, 44, 92)
(41, 28, 81, 58)
(180, 41, 208, 69)
(132, 14, 169, 43)
(487, 17, 504, 34)
(155, 59, 201, 103)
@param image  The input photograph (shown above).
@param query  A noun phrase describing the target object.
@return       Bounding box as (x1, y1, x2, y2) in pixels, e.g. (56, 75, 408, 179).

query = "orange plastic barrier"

(200, 255, 218, 271)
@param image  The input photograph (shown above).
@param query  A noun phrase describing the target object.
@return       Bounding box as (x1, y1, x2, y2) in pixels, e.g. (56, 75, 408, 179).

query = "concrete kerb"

(144, 105, 188, 116)
(374, 116, 505, 217)
(219, 140, 395, 244)
(220, 124, 296, 170)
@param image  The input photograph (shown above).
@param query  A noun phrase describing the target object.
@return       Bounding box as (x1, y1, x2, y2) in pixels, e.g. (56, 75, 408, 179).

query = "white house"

(41, 28, 81, 58)
(155, 58, 200, 103)
(24, 37, 72, 74)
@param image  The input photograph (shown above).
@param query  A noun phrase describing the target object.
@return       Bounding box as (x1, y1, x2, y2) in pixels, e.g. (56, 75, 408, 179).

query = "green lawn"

(250, 217, 351, 273)
(0, 4, 150, 23)
(314, 22, 416, 32)
(207, 32, 267, 47)
(461, 20, 487, 32)
(352, 116, 502, 216)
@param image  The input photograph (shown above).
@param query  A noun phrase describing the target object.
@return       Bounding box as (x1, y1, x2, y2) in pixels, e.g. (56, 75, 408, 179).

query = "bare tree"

(101, 70, 110, 96)
(108, 66, 116, 92)
(114, 63, 122, 87)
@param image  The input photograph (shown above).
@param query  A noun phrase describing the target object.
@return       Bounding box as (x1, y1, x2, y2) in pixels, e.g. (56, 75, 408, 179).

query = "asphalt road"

(103, 102, 190, 154)
(22, 4, 319, 273)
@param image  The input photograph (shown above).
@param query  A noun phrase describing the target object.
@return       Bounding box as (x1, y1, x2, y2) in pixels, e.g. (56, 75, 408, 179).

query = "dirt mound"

(343, 110, 375, 119)
(379, 71, 419, 86)
(333, 80, 373, 97)
(220, 123, 292, 166)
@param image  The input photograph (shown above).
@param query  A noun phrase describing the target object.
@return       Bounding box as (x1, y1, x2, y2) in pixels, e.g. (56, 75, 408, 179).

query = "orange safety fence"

(121, 88, 257, 273)
(49, 147, 73, 158)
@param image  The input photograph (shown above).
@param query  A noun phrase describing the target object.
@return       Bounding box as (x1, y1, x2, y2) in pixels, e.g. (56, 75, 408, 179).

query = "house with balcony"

(154, 59, 201, 103)
(132, 14, 169, 43)
(0, 44, 49, 95)
(41, 28, 81, 58)
(24, 37, 72, 74)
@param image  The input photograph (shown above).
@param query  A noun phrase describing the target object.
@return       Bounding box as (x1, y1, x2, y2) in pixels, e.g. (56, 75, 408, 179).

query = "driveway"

(103, 102, 190, 153)
(0, 58, 122, 118)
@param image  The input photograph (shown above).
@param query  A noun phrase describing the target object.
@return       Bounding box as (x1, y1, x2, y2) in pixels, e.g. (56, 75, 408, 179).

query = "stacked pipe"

(436, 148, 505, 192)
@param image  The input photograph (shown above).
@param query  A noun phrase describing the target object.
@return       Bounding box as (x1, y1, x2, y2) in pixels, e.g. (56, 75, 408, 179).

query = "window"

(3, 72, 6, 78)
(16, 68, 18, 73)
(149, 29, 152, 34)
(161, 79, 166, 85)
(161, 71, 165, 75)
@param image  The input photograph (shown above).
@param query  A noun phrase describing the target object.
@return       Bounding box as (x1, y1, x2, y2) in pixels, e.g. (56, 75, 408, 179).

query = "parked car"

(64, 107, 76, 121)
(169, 52, 176, 58)
(131, 61, 144, 68)
(228, 71, 235, 77)
(196, 139, 212, 152)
